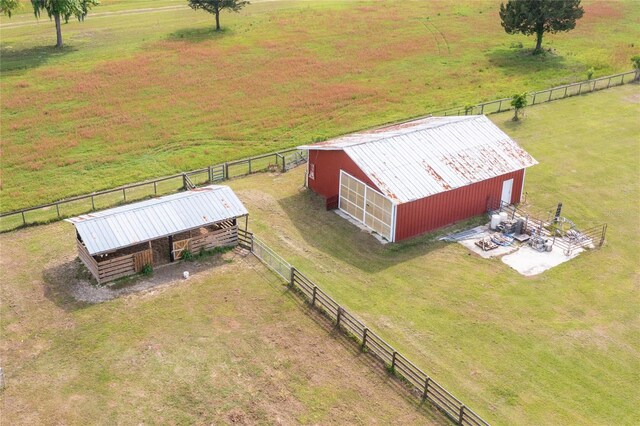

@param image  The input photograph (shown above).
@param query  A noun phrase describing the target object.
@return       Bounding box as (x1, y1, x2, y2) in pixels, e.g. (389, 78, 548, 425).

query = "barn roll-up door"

(339, 170, 395, 241)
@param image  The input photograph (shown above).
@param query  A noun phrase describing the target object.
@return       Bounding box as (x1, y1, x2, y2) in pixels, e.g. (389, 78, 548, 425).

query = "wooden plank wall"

(77, 239, 100, 283)
(96, 248, 152, 283)
(174, 225, 239, 255)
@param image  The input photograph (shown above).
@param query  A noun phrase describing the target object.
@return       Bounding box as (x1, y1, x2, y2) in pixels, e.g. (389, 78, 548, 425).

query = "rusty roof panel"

(66, 185, 248, 255)
(303, 115, 537, 203)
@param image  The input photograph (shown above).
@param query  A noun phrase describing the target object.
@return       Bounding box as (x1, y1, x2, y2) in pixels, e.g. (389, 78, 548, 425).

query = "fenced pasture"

(225, 85, 640, 425)
(246, 230, 489, 426)
(0, 222, 446, 425)
(2, 0, 639, 211)
(0, 148, 307, 232)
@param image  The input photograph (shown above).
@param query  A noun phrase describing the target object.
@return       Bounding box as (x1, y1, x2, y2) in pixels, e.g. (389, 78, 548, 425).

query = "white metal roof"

(67, 185, 248, 255)
(300, 115, 537, 204)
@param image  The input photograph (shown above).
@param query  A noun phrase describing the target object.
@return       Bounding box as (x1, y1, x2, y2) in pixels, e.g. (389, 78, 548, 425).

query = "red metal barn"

(298, 115, 538, 242)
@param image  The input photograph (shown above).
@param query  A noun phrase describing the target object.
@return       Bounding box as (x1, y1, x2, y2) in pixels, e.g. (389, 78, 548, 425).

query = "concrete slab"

(501, 244, 583, 276)
(458, 233, 518, 258)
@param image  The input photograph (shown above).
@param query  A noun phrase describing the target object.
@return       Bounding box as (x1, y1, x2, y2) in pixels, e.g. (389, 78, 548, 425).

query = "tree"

(510, 93, 528, 121)
(0, 0, 21, 17)
(499, 0, 584, 54)
(632, 55, 640, 81)
(31, 0, 100, 48)
(187, 0, 249, 32)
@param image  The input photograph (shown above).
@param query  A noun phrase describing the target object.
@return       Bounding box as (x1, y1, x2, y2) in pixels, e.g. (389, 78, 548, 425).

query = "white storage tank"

(499, 212, 509, 223)
(490, 214, 501, 230)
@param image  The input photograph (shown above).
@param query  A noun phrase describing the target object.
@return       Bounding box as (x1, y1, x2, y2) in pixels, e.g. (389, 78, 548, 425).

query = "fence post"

(599, 224, 607, 247)
(56, 203, 60, 218)
(182, 174, 187, 190)
(153, 182, 157, 195)
(497, 100, 502, 112)
(361, 327, 368, 350)
(289, 267, 295, 287)
(248, 159, 252, 174)
(458, 405, 465, 425)
(123, 188, 126, 202)
(311, 286, 317, 305)
(208, 166, 213, 183)
(564, 86, 568, 98)
(422, 377, 430, 400)
(479, 103, 484, 115)
(282, 155, 286, 173)
(91, 195, 95, 211)
(391, 351, 397, 372)
(336, 306, 342, 328)
(578, 83, 582, 95)
(532, 93, 537, 104)
(21, 211, 26, 226)
(548, 90, 552, 102)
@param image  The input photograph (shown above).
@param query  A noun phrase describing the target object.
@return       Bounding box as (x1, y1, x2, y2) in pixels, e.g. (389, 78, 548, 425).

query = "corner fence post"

(458, 405, 465, 425)
(282, 155, 286, 173)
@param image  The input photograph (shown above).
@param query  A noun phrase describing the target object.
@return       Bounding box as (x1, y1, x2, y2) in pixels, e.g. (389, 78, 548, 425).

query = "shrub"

(181, 250, 193, 261)
(141, 264, 153, 276)
(587, 67, 595, 80)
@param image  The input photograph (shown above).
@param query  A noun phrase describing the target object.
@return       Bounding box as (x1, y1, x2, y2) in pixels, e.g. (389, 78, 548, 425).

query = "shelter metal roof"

(299, 115, 538, 204)
(67, 185, 248, 255)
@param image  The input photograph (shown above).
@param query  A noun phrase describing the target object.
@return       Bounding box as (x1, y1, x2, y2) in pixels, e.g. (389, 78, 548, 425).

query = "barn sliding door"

(339, 170, 395, 241)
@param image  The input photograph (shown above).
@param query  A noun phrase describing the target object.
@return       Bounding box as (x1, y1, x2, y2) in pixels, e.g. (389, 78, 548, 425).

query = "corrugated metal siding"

(307, 150, 381, 199)
(68, 186, 248, 255)
(394, 170, 524, 241)
(343, 115, 536, 203)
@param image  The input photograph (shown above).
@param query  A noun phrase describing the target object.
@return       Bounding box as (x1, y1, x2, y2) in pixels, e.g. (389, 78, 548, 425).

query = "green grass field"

(1, 0, 639, 211)
(0, 222, 447, 425)
(224, 85, 640, 425)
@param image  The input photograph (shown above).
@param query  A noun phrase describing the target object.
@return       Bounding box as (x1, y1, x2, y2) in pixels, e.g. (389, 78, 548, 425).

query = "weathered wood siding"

(173, 225, 239, 257)
(77, 239, 100, 282)
(96, 248, 153, 284)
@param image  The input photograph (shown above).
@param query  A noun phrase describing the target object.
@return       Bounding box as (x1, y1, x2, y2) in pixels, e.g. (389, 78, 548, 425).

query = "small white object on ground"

(183, 271, 190, 279)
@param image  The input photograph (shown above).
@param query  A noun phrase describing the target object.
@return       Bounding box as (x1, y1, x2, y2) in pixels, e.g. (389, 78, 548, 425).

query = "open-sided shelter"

(67, 185, 248, 284)
(298, 115, 537, 242)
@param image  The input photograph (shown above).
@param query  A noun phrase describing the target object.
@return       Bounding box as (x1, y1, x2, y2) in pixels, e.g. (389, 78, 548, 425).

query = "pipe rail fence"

(0, 148, 308, 232)
(2, 69, 635, 233)
(239, 229, 490, 426)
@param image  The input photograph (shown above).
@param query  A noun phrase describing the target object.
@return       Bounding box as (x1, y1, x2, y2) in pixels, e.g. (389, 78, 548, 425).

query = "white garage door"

(339, 170, 395, 241)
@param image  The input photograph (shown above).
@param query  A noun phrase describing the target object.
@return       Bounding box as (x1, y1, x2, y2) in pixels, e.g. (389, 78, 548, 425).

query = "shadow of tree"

(486, 47, 569, 76)
(276, 189, 482, 274)
(0, 44, 77, 74)
(167, 26, 234, 43)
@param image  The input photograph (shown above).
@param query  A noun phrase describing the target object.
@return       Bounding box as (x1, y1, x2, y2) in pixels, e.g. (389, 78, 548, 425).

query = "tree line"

(0, 0, 249, 47)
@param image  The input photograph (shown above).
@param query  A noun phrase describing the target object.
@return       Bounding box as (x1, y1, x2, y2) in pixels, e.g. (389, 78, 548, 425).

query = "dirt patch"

(43, 248, 247, 306)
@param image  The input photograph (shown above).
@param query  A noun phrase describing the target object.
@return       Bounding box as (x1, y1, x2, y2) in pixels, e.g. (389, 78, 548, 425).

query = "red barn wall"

(307, 150, 380, 198)
(394, 170, 525, 241)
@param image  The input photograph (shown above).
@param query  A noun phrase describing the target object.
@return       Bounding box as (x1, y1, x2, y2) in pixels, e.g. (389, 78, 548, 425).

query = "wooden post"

(607, 77, 611, 88)
(153, 182, 157, 195)
(122, 188, 126, 202)
(91, 195, 95, 210)
(600, 224, 607, 247)
(548, 90, 552, 102)
(208, 166, 213, 183)
(21, 211, 26, 226)
(248, 159, 252, 174)
(458, 405, 465, 425)
(282, 155, 286, 173)
(391, 351, 397, 371)
(532, 93, 537, 104)
(224, 162, 229, 180)
(479, 103, 484, 114)
(336, 307, 342, 328)
(182, 174, 187, 190)
(311, 286, 317, 305)
(564, 86, 568, 98)
(289, 267, 295, 287)
(361, 328, 368, 350)
(56, 203, 60, 218)
(497, 100, 502, 112)
(422, 377, 430, 400)
(578, 83, 582, 95)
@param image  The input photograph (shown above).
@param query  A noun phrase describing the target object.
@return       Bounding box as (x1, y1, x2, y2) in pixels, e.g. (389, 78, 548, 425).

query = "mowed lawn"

(0, 222, 447, 425)
(225, 85, 640, 425)
(1, 0, 639, 211)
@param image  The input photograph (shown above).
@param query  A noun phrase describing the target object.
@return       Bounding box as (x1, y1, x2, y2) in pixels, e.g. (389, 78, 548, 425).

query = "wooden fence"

(0, 148, 308, 232)
(242, 230, 490, 426)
